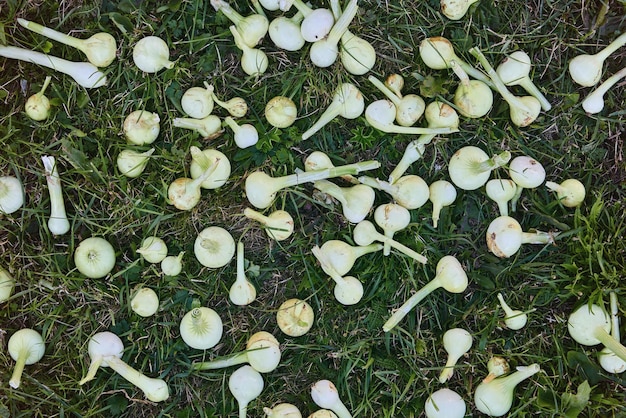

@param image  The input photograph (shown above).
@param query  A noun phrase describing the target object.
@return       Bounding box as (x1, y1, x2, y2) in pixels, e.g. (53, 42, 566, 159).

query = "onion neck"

(383, 278, 441, 332)
(224, 116, 242, 133)
(210, 92, 230, 110)
(497, 293, 515, 317)
(172, 116, 220, 137)
(189, 163, 218, 191)
(470, 47, 531, 111)
(212, 0, 245, 27)
(194, 351, 249, 370)
(302, 100, 341, 140)
(236, 241, 246, 284)
(495, 198, 509, 217)
(79, 356, 103, 385)
(0, 45, 106, 88)
(302, 84, 362, 140)
(290, 0, 313, 16)
(450, 60, 471, 87)
(596, 32, 626, 62)
(314, 180, 348, 206)
(368, 75, 401, 105)
(330, 402, 352, 418)
(37, 75, 52, 96)
(518, 77, 552, 111)
(329, 0, 341, 17)
(290, 10, 305, 23)
(439, 351, 463, 382)
(351, 243, 383, 259)
(251, 0, 266, 16)
(18, 19, 84, 50)
(544, 181, 564, 194)
(510, 185, 524, 212)
(371, 117, 458, 135)
(431, 202, 444, 228)
(455, 56, 494, 88)
(9, 351, 28, 388)
(475, 150, 511, 174)
(276, 160, 380, 189)
(493, 363, 540, 391)
(42, 156, 70, 233)
(190, 146, 214, 171)
(609, 292, 621, 341)
(229, 25, 250, 52)
(243, 207, 270, 225)
(586, 66, 626, 102)
(239, 402, 249, 418)
(105, 356, 169, 402)
(520, 229, 555, 245)
(140, 148, 156, 158)
(312, 245, 347, 286)
(388, 140, 427, 184)
(42, 156, 64, 199)
(325, 0, 358, 45)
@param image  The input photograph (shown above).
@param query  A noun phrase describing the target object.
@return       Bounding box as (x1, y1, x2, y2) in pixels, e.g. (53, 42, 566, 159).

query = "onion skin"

(0, 176, 25, 215)
(74, 237, 116, 279)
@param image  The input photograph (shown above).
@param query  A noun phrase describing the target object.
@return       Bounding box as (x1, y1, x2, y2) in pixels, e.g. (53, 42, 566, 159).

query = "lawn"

(0, 0, 625, 417)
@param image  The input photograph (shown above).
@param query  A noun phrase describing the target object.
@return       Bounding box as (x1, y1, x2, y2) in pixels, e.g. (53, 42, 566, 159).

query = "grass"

(0, 0, 625, 416)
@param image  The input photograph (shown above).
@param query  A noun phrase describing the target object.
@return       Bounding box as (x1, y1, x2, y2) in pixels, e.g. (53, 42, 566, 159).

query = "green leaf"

(106, 394, 128, 416)
(561, 380, 591, 418)
(566, 350, 604, 384)
(537, 388, 559, 410)
(157, 0, 182, 12)
(41, 41, 54, 54)
(107, 12, 133, 34)
(246, 260, 261, 278)
(473, 274, 495, 289)
(419, 75, 449, 98)
(60, 137, 103, 183)
(115, 0, 136, 13)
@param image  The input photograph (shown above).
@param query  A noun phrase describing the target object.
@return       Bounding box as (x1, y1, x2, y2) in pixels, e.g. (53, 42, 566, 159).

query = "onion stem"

(18, 18, 83, 50)
(9, 353, 27, 389)
(0, 45, 106, 88)
(383, 280, 440, 332)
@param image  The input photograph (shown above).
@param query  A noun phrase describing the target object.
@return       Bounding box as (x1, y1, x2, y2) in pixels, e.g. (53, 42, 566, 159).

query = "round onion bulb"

(276, 298, 315, 337)
(194, 226, 236, 268)
(265, 96, 298, 128)
(179, 307, 223, 350)
(307, 411, 338, 418)
(161, 252, 184, 276)
(425, 388, 466, 418)
(181, 82, 214, 119)
(0, 176, 24, 215)
(545, 179, 586, 208)
(74, 237, 116, 279)
(132, 36, 175, 73)
(300, 9, 334, 42)
(0, 267, 15, 302)
(123, 110, 160, 145)
(136, 236, 168, 264)
(130, 287, 159, 317)
(263, 402, 302, 417)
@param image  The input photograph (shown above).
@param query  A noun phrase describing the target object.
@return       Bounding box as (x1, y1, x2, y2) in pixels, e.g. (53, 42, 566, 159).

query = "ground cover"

(0, 0, 625, 416)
